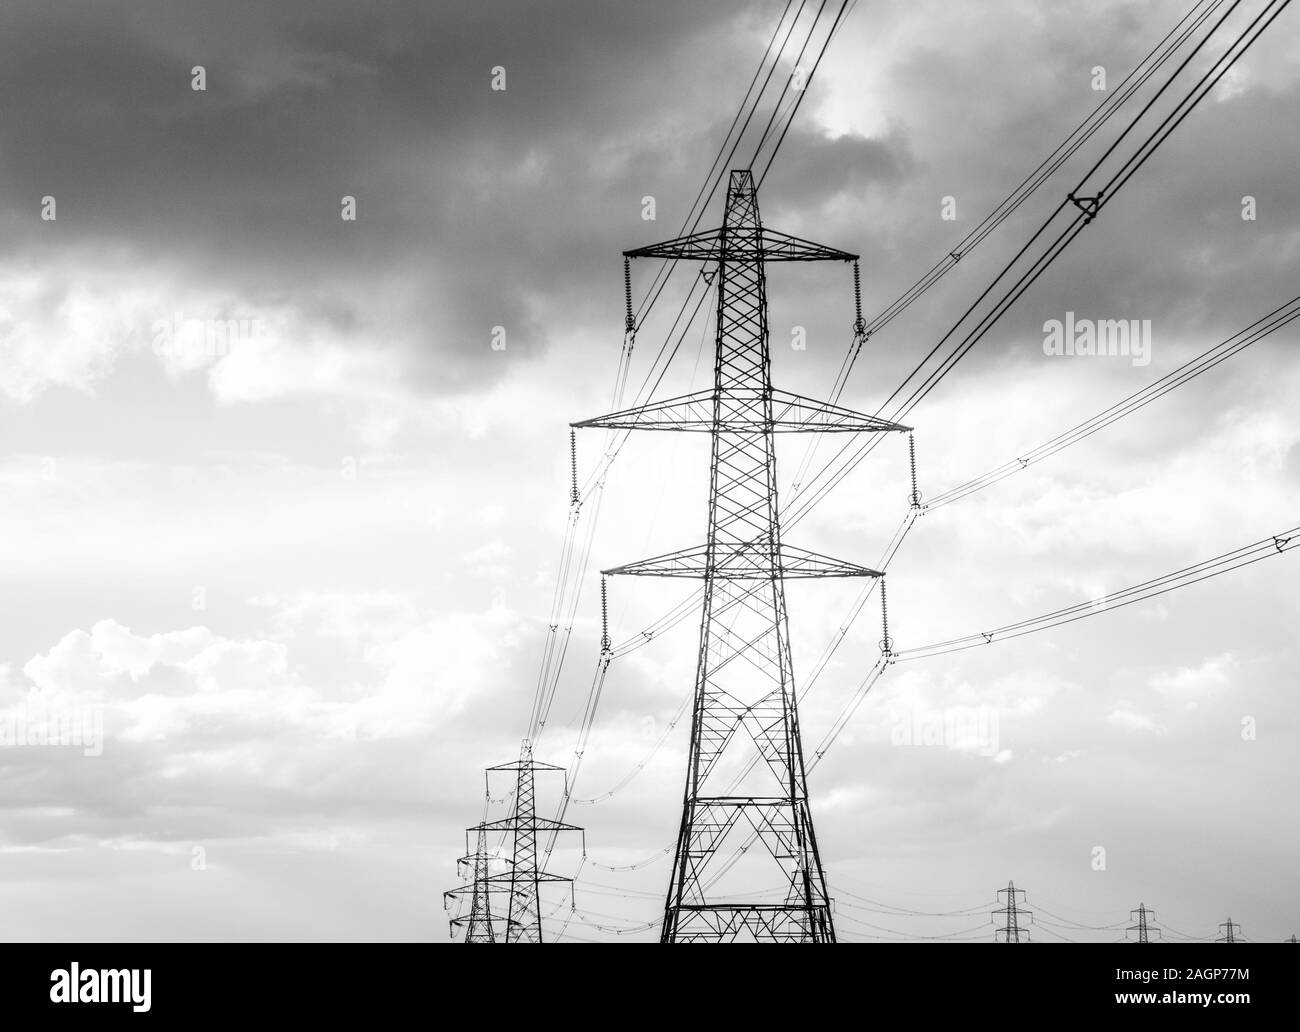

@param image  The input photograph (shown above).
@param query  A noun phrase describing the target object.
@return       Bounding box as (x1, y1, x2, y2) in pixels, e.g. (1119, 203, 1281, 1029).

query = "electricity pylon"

(444, 826, 498, 942)
(449, 740, 583, 943)
(994, 880, 1032, 942)
(1127, 902, 1160, 943)
(575, 169, 909, 942)
(1217, 917, 1242, 943)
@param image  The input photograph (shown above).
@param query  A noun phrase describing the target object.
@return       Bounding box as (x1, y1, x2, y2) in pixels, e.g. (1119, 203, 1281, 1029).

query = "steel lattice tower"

(994, 881, 1032, 942)
(448, 739, 582, 943)
(1127, 902, 1159, 943)
(575, 169, 908, 942)
(444, 826, 497, 942)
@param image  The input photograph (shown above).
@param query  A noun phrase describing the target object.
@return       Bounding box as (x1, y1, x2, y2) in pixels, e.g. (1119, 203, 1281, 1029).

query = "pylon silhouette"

(1127, 902, 1160, 943)
(994, 880, 1032, 942)
(447, 739, 583, 943)
(444, 826, 497, 942)
(576, 169, 909, 942)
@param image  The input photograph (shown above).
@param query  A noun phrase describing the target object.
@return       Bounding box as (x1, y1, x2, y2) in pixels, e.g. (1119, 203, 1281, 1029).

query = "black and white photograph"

(0, 0, 1297, 1013)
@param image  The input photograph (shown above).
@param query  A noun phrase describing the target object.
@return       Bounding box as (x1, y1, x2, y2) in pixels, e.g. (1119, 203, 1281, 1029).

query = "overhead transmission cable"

(786, 0, 1229, 494)
(593, 0, 1255, 672)
(535, 1, 841, 870)
(781, 0, 1287, 530)
(527, 0, 823, 747)
(550, 0, 1296, 902)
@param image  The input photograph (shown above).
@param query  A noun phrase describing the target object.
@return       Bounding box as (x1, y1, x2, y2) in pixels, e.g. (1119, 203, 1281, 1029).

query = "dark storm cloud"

(2, 1, 1294, 401)
(786, 0, 1300, 405)
(758, 125, 914, 220)
(0, 0, 793, 394)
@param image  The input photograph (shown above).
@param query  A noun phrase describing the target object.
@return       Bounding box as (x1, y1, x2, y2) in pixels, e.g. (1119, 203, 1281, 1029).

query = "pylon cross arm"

(572, 387, 910, 434)
(483, 871, 574, 886)
(624, 226, 856, 263)
(603, 542, 883, 579)
(477, 816, 583, 833)
(485, 759, 565, 772)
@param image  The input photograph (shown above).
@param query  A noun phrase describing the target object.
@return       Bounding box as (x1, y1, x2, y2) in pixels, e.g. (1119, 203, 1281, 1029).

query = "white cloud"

(0, 267, 136, 402)
(1106, 705, 1162, 733)
(1149, 652, 1237, 709)
(252, 591, 423, 649)
(7, 600, 527, 771)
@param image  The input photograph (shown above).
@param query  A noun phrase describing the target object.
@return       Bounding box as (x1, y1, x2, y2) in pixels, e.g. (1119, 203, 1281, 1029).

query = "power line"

(536, 1, 867, 886)
(477, 2, 1298, 942)
(891, 523, 1299, 661)
(789, 0, 1229, 497)
(575, 168, 904, 942)
(924, 295, 1300, 510)
(1128, 902, 1162, 942)
(520, 1, 834, 794)
(580, 286, 1299, 776)
(781, 0, 1290, 530)
(579, 3, 1294, 682)
(994, 880, 1034, 942)
(1217, 917, 1244, 942)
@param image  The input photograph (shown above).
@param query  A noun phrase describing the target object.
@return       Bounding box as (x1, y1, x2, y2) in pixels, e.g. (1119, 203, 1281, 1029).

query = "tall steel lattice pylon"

(575, 170, 909, 942)
(444, 826, 497, 942)
(446, 739, 583, 943)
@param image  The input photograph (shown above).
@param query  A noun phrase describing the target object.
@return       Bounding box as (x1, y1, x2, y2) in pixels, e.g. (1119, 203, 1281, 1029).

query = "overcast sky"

(1, 0, 1297, 943)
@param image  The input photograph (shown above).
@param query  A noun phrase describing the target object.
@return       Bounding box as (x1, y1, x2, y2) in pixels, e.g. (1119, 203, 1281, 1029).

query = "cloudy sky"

(1, 0, 1297, 943)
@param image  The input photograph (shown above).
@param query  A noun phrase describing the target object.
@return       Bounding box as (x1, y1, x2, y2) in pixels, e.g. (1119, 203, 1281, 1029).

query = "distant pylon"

(1286, 933, 1298, 943)
(1127, 902, 1160, 943)
(575, 169, 910, 942)
(444, 826, 497, 942)
(1216, 917, 1242, 943)
(994, 880, 1032, 942)
(448, 739, 583, 943)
